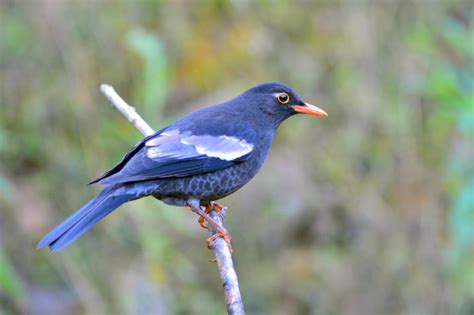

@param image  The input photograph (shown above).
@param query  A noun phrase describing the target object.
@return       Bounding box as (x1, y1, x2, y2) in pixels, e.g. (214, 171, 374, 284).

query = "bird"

(37, 82, 327, 253)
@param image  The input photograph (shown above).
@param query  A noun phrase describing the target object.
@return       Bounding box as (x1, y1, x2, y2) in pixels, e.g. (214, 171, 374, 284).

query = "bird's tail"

(37, 184, 136, 251)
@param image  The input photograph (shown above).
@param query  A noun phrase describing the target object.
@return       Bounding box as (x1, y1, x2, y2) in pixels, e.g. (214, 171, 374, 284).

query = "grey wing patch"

(98, 128, 255, 184)
(145, 130, 199, 159)
(145, 129, 254, 162)
(180, 134, 254, 161)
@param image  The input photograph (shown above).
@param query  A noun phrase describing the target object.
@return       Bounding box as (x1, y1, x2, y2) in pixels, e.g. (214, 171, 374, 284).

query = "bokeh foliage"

(0, 1, 473, 314)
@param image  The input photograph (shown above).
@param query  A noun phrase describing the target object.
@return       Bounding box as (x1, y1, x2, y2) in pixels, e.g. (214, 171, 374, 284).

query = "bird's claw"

(189, 201, 232, 255)
(198, 217, 208, 229)
(197, 202, 225, 229)
(207, 228, 233, 256)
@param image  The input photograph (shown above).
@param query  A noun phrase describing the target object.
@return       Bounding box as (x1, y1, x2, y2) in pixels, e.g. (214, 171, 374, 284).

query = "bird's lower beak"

(292, 102, 328, 117)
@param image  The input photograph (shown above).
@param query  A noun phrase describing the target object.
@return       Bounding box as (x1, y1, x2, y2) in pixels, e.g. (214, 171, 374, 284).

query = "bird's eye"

(277, 92, 290, 104)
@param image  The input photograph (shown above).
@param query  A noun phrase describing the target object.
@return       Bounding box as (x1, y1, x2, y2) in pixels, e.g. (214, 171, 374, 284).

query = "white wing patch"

(181, 134, 253, 161)
(145, 130, 196, 159)
(144, 129, 253, 161)
(145, 130, 180, 146)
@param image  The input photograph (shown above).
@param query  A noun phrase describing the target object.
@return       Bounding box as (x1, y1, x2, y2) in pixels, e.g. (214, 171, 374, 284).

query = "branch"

(100, 84, 155, 136)
(99, 83, 246, 315)
(208, 208, 245, 314)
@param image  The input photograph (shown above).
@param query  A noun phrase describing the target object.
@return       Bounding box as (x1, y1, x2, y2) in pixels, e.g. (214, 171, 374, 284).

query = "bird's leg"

(187, 199, 233, 255)
(198, 202, 226, 229)
(206, 230, 232, 255)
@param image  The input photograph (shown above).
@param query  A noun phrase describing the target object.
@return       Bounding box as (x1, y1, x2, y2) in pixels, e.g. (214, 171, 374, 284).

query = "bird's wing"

(92, 126, 256, 185)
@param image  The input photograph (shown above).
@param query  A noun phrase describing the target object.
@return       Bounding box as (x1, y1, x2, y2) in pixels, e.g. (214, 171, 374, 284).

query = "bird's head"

(240, 82, 328, 126)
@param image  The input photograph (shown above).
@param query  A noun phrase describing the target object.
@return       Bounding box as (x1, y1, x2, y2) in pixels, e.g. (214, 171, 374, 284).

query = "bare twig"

(100, 83, 246, 315)
(100, 84, 155, 136)
(208, 208, 245, 315)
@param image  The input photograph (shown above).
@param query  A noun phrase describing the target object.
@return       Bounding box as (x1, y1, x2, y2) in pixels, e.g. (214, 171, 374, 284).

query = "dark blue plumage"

(38, 82, 327, 251)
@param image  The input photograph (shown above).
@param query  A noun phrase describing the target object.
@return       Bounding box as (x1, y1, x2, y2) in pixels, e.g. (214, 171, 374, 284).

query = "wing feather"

(96, 127, 256, 185)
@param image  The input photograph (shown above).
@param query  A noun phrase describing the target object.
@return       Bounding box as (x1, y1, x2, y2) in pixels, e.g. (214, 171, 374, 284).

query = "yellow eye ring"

(277, 92, 290, 104)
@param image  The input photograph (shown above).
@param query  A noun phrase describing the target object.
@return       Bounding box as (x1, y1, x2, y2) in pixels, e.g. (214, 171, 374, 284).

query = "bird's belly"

(153, 158, 261, 204)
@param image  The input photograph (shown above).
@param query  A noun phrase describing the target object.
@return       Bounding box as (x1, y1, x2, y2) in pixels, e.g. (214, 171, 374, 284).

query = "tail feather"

(37, 185, 132, 251)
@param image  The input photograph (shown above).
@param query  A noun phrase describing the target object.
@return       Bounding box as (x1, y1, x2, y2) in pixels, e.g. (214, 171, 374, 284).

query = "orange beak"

(292, 102, 328, 117)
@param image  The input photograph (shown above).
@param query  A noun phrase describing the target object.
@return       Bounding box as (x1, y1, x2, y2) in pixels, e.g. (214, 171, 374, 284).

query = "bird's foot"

(198, 202, 225, 229)
(207, 228, 233, 256)
(187, 199, 233, 255)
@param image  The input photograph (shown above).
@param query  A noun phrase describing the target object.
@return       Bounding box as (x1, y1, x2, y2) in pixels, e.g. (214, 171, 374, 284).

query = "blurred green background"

(1, 1, 473, 314)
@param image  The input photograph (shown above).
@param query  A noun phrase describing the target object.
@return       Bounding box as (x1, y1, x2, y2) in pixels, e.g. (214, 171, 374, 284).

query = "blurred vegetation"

(0, 1, 473, 314)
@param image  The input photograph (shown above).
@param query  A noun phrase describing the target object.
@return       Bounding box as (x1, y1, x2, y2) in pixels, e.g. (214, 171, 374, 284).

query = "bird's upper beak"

(292, 102, 328, 117)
